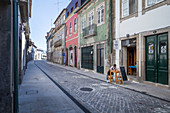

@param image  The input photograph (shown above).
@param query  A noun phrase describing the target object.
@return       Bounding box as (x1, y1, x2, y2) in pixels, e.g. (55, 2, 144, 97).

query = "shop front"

(121, 38, 137, 78)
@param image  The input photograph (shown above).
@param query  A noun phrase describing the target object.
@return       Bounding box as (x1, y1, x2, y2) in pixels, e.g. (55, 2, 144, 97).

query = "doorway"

(127, 47, 136, 76)
(81, 46, 93, 70)
(74, 46, 77, 67)
(146, 33, 168, 85)
(97, 44, 104, 74)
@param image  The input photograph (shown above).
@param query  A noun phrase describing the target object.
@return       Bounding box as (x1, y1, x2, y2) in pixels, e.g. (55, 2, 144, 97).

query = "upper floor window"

(74, 18, 77, 32)
(122, 0, 136, 18)
(145, 0, 164, 8)
(75, 2, 78, 8)
(70, 22, 72, 34)
(71, 7, 73, 13)
(89, 12, 94, 26)
(67, 12, 69, 17)
(81, 16, 86, 30)
(66, 25, 68, 36)
(97, 5, 104, 24)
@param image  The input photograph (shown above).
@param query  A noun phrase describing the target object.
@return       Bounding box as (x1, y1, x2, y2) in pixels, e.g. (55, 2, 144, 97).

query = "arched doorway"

(69, 47, 73, 67)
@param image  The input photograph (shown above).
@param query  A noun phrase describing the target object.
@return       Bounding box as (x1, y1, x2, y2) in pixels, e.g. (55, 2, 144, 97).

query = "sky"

(30, 0, 71, 51)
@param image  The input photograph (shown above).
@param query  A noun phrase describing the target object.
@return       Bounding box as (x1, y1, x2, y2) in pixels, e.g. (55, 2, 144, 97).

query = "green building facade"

(77, 0, 108, 74)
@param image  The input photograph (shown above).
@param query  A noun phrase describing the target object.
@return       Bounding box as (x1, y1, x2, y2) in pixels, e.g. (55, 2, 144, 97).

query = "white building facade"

(115, 0, 170, 87)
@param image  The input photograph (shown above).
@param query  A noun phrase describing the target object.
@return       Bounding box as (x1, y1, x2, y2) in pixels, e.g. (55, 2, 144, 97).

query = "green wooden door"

(97, 44, 104, 74)
(146, 35, 157, 82)
(146, 33, 168, 85)
(158, 34, 168, 85)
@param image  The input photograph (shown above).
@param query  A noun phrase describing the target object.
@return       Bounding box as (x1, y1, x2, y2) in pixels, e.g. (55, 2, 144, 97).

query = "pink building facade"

(65, 13, 79, 67)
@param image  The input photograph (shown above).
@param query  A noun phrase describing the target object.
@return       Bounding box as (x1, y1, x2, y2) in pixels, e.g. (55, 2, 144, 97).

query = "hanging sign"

(113, 40, 121, 50)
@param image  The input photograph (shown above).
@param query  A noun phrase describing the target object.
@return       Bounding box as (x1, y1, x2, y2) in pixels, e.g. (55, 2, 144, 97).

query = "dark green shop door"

(97, 44, 104, 74)
(146, 33, 168, 85)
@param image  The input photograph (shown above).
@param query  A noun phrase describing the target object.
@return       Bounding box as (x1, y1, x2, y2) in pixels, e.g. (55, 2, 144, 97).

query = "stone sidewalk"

(47, 61, 170, 102)
(19, 61, 84, 113)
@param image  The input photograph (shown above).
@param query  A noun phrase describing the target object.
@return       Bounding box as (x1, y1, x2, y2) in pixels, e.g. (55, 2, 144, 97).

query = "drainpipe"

(13, 0, 19, 113)
(139, 33, 141, 79)
(110, 0, 113, 53)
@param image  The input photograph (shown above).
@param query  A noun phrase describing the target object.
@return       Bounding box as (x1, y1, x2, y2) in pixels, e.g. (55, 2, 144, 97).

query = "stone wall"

(0, 3, 13, 113)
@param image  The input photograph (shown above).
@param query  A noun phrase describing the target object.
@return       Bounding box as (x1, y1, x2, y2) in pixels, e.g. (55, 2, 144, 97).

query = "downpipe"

(13, 0, 19, 112)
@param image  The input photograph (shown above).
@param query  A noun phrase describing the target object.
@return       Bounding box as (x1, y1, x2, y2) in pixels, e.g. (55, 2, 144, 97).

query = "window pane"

(129, 0, 135, 15)
(70, 22, 72, 34)
(146, 0, 156, 7)
(98, 11, 100, 23)
(122, 0, 129, 17)
(74, 18, 77, 32)
(101, 9, 104, 22)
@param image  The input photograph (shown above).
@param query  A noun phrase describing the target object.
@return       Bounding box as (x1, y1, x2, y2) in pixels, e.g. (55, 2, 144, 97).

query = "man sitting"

(106, 64, 119, 83)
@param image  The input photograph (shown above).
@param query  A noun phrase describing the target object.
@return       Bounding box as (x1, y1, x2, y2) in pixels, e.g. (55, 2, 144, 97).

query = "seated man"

(106, 64, 119, 83)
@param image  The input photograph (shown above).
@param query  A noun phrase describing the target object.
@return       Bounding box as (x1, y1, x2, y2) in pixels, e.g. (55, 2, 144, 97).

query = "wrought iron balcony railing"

(83, 24, 97, 38)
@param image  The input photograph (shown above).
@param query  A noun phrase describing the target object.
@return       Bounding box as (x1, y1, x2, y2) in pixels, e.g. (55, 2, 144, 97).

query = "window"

(145, 0, 164, 8)
(71, 7, 73, 13)
(81, 16, 86, 30)
(70, 22, 72, 34)
(89, 12, 94, 26)
(67, 12, 69, 17)
(122, 0, 136, 18)
(97, 5, 104, 24)
(66, 25, 68, 36)
(74, 18, 77, 32)
(75, 2, 78, 8)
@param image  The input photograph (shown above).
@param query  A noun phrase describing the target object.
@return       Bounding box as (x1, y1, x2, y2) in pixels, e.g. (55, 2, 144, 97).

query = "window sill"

(69, 34, 72, 37)
(74, 31, 77, 34)
(97, 21, 105, 26)
(120, 13, 138, 23)
(142, 1, 167, 15)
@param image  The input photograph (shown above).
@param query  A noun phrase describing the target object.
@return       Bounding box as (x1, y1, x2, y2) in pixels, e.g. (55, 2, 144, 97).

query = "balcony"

(54, 39, 62, 48)
(83, 24, 97, 38)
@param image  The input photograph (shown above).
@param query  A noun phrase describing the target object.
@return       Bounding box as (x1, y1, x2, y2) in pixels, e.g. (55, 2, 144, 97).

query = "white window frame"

(74, 18, 77, 32)
(122, 0, 129, 18)
(145, 0, 164, 8)
(89, 12, 94, 26)
(70, 22, 72, 35)
(97, 4, 104, 24)
(66, 25, 68, 36)
(81, 16, 86, 30)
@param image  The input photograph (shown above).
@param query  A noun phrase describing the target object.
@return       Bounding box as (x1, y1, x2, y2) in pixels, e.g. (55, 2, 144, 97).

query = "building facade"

(114, 0, 170, 87)
(53, 9, 66, 64)
(65, 0, 86, 67)
(46, 28, 55, 62)
(77, 0, 108, 74)
(0, 0, 32, 112)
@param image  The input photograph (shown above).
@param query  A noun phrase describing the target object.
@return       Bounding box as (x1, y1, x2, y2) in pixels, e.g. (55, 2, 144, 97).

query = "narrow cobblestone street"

(19, 60, 170, 113)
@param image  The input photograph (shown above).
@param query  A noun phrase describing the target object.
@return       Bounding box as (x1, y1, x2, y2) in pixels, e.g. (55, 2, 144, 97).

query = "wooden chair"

(109, 70, 115, 83)
(115, 72, 124, 85)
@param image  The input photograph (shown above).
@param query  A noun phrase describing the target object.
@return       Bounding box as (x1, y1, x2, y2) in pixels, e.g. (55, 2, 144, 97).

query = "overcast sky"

(30, 0, 71, 50)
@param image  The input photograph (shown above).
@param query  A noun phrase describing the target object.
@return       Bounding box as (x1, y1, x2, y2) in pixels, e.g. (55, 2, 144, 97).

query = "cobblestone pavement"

(19, 61, 84, 113)
(35, 60, 170, 113)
